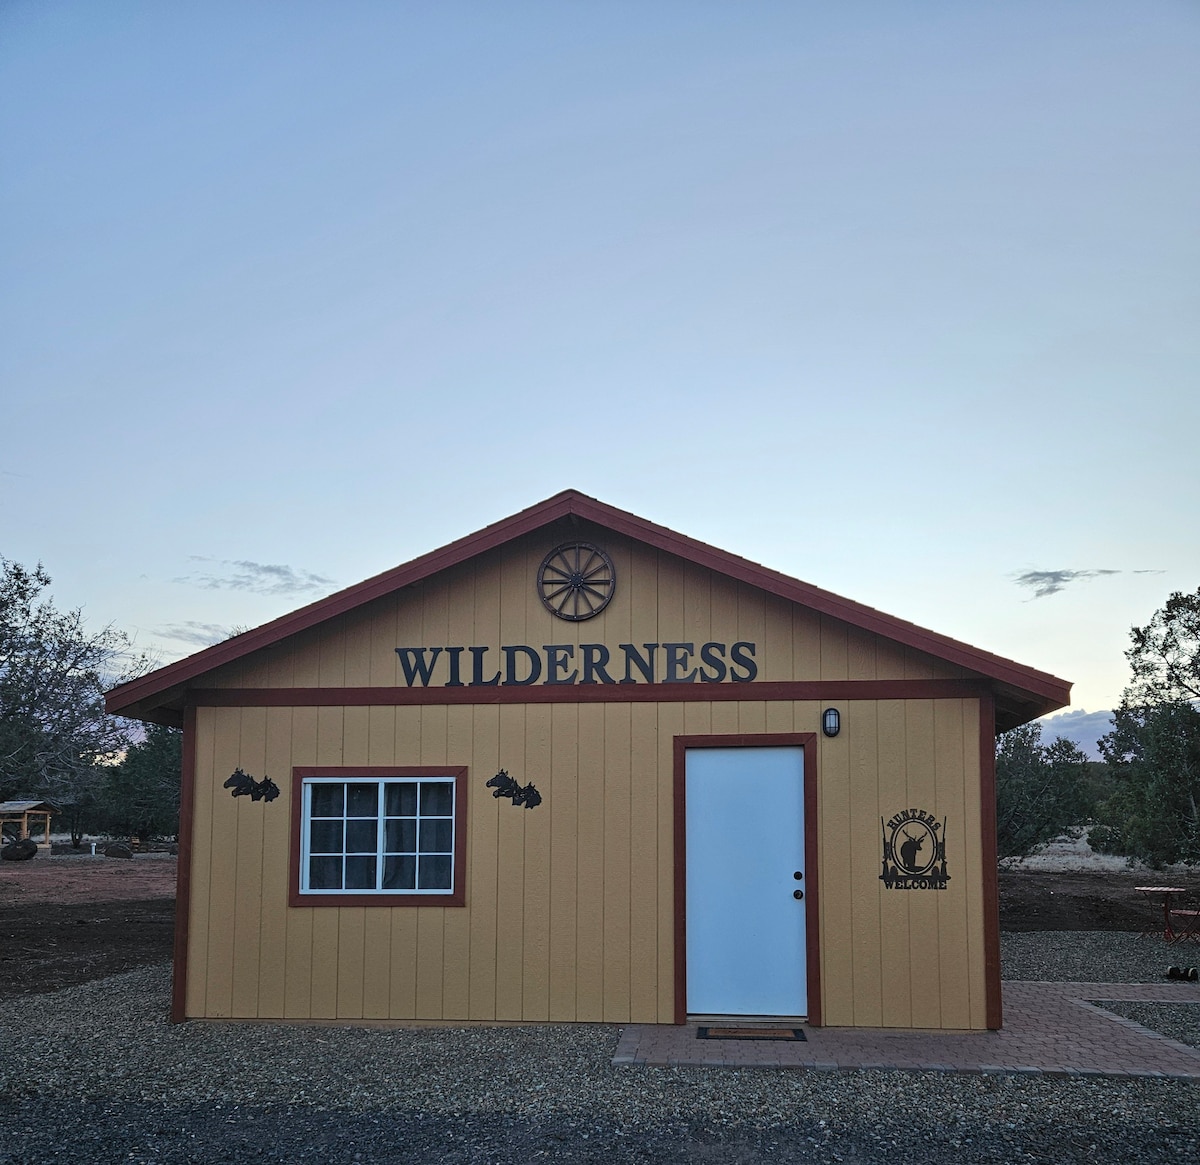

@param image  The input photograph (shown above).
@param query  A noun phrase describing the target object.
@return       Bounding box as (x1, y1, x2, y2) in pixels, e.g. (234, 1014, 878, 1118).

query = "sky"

(2, 2, 1197, 752)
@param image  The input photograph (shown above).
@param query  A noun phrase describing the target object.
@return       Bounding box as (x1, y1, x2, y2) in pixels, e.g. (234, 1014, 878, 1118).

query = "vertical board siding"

(258, 706, 293, 1018)
(418, 701, 451, 1018)
(337, 705, 370, 1020)
(846, 701, 881, 1027)
(184, 532, 991, 1029)
(962, 698, 987, 1029)
(310, 706, 344, 1018)
(494, 704, 526, 1020)
(934, 698, 971, 1028)
(548, 703, 579, 1020)
(709, 574, 740, 735)
(846, 627, 877, 679)
(283, 708, 317, 1018)
(628, 545, 664, 1021)
(192, 692, 985, 1029)
(389, 907, 418, 1019)
(818, 711, 854, 1026)
(231, 707, 267, 1019)
(204, 707, 241, 1018)
(819, 614, 849, 680)
(904, 699, 941, 1029)
(656, 703, 685, 1022)
(793, 608, 822, 681)
(602, 704, 632, 1022)
(467, 705, 500, 1019)
(876, 699, 912, 1028)
(761, 595, 794, 682)
(367, 593, 399, 687)
(736, 581, 767, 678)
(522, 703, 552, 1020)
(493, 543, 528, 1022)
(361, 706, 394, 1020)
(574, 703, 606, 1021)
(185, 709, 216, 1018)
(442, 705, 475, 1019)
(415, 909, 446, 1020)
(443, 566, 478, 1021)
(629, 702, 659, 1021)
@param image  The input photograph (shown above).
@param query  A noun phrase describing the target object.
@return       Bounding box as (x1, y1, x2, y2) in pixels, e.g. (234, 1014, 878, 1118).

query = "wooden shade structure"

(0, 800, 56, 849)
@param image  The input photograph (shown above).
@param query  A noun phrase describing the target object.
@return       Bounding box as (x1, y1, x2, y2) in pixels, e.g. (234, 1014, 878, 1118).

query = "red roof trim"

(106, 489, 1070, 717)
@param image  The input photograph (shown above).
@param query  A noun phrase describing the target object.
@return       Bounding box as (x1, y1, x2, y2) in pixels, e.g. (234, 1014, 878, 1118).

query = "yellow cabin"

(106, 490, 1070, 1031)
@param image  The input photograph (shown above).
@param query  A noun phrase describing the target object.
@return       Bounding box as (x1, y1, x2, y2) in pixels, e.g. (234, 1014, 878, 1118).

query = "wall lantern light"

(822, 708, 841, 738)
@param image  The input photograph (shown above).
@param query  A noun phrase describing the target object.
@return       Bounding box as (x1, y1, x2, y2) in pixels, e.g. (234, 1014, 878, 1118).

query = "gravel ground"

(1000, 930, 1200, 985)
(1, 936, 1198, 1164)
(1100, 1001, 1200, 1053)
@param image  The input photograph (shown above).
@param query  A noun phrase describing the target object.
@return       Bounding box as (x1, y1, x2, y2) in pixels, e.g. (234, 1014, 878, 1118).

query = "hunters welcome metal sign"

(880, 809, 950, 890)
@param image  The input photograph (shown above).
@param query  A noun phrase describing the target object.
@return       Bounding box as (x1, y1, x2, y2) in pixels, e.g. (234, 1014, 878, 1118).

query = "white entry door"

(685, 746, 807, 1016)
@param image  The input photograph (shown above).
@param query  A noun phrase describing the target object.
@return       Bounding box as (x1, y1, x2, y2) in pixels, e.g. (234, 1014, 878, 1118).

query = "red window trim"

(289, 766, 468, 908)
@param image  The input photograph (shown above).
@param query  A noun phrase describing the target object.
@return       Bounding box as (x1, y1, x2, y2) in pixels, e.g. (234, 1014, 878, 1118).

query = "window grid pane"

(304, 777, 454, 894)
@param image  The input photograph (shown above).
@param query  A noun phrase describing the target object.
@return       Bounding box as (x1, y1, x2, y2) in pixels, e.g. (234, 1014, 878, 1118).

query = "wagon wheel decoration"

(537, 542, 616, 621)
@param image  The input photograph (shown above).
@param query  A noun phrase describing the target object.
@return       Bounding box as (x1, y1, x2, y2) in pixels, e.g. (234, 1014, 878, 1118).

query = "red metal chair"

(1168, 905, 1200, 944)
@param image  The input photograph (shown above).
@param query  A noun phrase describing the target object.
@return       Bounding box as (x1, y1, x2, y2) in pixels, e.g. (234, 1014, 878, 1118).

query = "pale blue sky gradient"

(2, 2, 1197, 718)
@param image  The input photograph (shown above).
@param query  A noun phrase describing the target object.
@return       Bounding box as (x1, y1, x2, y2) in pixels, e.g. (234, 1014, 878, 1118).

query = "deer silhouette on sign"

(898, 829, 925, 873)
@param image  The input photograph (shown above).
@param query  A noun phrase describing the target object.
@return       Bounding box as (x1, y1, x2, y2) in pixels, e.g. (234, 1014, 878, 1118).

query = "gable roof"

(106, 489, 1070, 729)
(0, 800, 57, 814)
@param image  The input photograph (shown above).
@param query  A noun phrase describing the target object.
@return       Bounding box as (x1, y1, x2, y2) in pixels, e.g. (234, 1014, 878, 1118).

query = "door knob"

(793, 889, 804, 900)
(793, 871, 803, 880)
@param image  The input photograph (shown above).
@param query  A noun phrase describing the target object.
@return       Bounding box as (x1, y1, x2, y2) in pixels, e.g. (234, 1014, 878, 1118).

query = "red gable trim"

(105, 489, 1070, 719)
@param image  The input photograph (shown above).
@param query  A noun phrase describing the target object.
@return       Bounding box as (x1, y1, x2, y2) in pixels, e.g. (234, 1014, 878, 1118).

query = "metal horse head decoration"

(486, 769, 542, 809)
(223, 768, 280, 803)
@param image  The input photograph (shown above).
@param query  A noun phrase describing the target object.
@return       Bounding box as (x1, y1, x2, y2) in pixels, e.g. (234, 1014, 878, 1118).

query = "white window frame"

(291, 766, 467, 907)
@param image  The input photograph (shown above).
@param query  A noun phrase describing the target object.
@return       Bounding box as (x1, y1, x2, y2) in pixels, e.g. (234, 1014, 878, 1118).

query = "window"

(291, 767, 467, 906)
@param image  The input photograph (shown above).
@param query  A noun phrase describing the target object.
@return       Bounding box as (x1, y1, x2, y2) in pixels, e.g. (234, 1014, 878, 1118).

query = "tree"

(1095, 700, 1200, 866)
(0, 558, 149, 842)
(99, 722, 182, 840)
(995, 722, 1088, 858)
(1094, 587, 1200, 866)
(1125, 587, 1200, 705)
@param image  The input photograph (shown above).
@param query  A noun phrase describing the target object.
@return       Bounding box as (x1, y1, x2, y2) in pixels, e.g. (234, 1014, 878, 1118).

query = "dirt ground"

(997, 866, 1200, 932)
(0, 852, 177, 906)
(1, 853, 1198, 1001)
(0, 855, 176, 1000)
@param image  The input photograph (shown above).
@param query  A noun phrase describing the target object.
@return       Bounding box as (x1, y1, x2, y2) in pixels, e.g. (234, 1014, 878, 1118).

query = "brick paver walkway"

(613, 982, 1200, 1078)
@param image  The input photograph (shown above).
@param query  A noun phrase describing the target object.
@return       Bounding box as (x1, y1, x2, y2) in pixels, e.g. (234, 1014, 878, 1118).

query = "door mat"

(697, 1026, 806, 1042)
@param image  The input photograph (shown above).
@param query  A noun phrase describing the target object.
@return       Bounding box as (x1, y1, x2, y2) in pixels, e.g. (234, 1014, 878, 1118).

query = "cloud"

(1013, 568, 1119, 598)
(155, 621, 238, 648)
(174, 557, 335, 598)
(1037, 708, 1114, 760)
